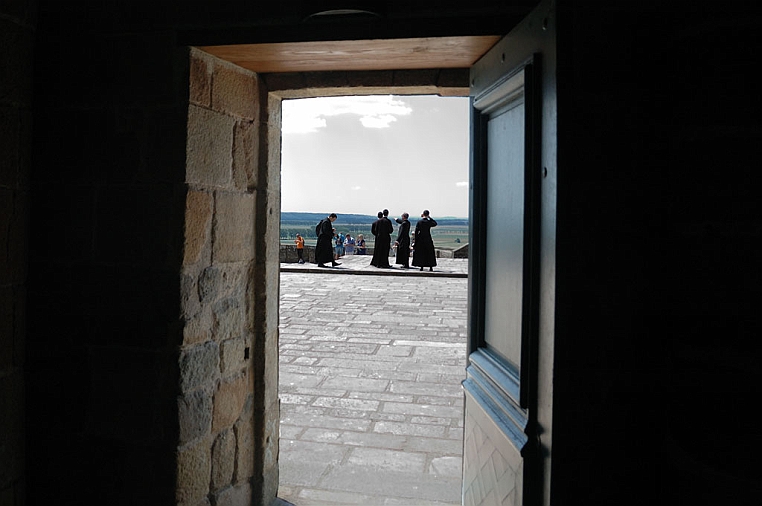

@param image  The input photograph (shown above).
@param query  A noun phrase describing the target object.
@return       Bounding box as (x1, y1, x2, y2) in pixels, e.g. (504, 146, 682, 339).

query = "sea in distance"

(281, 212, 468, 250)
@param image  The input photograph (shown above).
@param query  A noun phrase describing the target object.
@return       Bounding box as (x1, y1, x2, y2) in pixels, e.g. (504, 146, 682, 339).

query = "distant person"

(370, 211, 393, 268)
(315, 213, 340, 267)
(294, 233, 305, 264)
(394, 212, 411, 269)
(412, 210, 437, 271)
(382, 209, 394, 255)
(356, 234, 366, 255)
(335, 230, 345, 258)
(344, 233, 355, 255)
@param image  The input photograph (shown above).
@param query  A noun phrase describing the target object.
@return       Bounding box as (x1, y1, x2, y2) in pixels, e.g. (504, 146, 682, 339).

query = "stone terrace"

(277, 262, 468, 505)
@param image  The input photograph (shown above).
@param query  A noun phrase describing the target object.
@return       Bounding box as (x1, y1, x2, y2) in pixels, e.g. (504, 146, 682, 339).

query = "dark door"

(463, 2, 555, 504)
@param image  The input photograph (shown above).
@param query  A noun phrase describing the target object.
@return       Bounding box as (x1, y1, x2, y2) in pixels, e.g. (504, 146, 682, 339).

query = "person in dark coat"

(412, 210, 437, 271)
(315, 213, 340, 267)
(370, 210, 393, 268)
(394, 212, 411, 268)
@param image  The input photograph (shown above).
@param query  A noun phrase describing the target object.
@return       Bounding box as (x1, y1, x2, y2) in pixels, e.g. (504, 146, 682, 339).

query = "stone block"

(234, 410, 254, 483)
(183, 189, 213, 266)
(179, 341, 220, 393)
(212, 296, 244, 344)
(181, 272, 201, 321)
(182, 309, 212, 346)
(262, 398, 280, 472)
(178, 389, 213, 445)
(190, 50, 211, 107)
(176, 438, 211, 505)
(220, 337, 247, 376)
(232, 119, 258, 192)
(212, 372, 251, 431)
(210, 428, 236, 490)
(211, 483, 252, 506)
(211, 62, 258, 121)
(197, 263, 248, 305)
(212, 191, 255, 263)
(186, 105, 234, 188)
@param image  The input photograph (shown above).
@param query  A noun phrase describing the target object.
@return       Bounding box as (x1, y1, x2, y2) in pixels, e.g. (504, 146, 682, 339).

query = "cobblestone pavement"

(277, 263, 468, 505)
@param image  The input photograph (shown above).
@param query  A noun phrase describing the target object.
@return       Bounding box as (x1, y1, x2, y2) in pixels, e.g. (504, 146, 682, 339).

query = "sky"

(281, 95, 470, 218)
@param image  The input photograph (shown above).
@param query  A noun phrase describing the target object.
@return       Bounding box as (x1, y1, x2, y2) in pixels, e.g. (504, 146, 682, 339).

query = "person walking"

(412, 209, 437, 271)
(294, 233, 305, 264)
(315, 213, 340, 267)
(370, 210, 393, 268)
(394, 212, 411, 268)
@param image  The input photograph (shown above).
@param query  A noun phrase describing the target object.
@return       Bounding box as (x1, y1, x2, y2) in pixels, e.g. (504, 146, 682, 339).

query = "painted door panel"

(464, 2, 553, 501)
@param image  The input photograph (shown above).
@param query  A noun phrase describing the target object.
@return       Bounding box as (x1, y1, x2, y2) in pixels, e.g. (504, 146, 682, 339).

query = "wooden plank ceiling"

(198, 36, 502, 73)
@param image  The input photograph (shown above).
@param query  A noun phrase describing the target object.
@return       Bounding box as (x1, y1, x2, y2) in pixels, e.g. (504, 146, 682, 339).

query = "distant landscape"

(281, 212, 469, 250)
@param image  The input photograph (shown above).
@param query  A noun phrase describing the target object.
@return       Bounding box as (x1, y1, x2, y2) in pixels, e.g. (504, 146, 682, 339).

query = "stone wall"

(279, 244, 316, 263)
(0, 1, 34, 504)
(178, 48, 276, 505)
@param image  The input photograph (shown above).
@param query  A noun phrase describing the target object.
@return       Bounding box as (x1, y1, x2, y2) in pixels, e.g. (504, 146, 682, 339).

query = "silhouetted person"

(394, 212, 411, 268)
(412, 210, 437, 271)
(370, 211, 393, 268)
(315, 213, 340, 267)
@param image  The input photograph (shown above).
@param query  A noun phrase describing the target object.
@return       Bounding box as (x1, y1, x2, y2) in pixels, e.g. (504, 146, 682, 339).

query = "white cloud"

(352, 186, 362, 190)
(360, 114, 397, 128)
(456, 181, 469, 187)
(282, 95, 412, 134)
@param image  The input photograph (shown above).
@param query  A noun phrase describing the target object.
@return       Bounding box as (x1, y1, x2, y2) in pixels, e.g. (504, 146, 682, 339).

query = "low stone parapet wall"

(281, 243, 468, 262)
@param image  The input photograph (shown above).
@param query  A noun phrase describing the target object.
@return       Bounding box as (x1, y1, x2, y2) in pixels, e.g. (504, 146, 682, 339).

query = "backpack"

(315, 219, 323, 236)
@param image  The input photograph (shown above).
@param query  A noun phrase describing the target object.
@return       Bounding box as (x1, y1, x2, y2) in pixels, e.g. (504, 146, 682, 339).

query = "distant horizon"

(280, 210, 470, 220)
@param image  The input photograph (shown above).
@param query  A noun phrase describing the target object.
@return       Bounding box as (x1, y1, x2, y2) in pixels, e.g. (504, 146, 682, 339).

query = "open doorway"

(277, 94, 470, 504)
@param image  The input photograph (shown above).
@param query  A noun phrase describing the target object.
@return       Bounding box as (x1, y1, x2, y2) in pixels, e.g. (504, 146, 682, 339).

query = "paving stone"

(336, 431, 407, 450)
(320, 466, 460, 504)
(280, 371, 324, 388)
(282, 411, 372, 433)
(430, 457, 463, 479)
(389, 380, 463, 398)
(312, 397, 379, 411)
(373, 421, 446, 438)
(278, 440, 345, 487)
(277, 267, 468, 505)
(321, 377, 389, 392)
(405, 437, 463, 455)
(347, 447, 426, 473)
(348, 391, 413, 403)
(383, 402, 462, 419)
